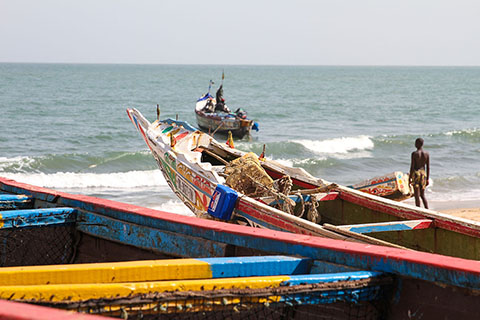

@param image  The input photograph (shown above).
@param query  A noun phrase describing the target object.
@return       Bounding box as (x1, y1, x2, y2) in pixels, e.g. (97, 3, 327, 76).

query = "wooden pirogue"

(1, 176, 480, 319)
(195, 91, 258, 139)
(126, 108, 480, 260)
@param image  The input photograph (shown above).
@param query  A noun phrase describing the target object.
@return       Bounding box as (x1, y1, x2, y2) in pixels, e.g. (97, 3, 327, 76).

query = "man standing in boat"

(215, 84, 231, 113)
(409, 138, 430, 209)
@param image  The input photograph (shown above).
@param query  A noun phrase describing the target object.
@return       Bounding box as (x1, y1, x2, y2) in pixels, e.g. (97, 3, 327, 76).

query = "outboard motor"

(235, 108, 248, 119)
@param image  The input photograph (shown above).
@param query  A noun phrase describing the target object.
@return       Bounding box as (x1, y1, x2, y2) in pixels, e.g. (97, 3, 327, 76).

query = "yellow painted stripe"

(0, 259, 212, 286)
(0, 276, 290, 302)
(0, 213, 3, 229)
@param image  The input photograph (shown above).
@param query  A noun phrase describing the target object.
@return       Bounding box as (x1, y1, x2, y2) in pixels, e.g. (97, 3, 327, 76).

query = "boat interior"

(155, 122, 480, 260)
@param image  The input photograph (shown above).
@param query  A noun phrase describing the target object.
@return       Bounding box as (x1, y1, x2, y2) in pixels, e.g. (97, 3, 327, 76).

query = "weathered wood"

(336, 219, 432, 234)
(76, 210, 229, 258)
(0, 194, 33, 210)
(0, 256, 313, 286)
(0, 299, 108, 320)
(323, 224, 410, 249)
(0, 207, 76, 229)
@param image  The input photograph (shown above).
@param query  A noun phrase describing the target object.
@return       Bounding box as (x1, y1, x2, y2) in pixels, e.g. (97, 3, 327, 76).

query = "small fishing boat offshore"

(195, 79, 258, 138)
(127, 108, 480, 261)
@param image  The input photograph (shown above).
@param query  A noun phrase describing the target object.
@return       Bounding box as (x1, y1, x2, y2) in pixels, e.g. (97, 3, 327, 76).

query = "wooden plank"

(0, 194, 33, 210)
(0, 256, 312, 286)
(0, 207, 76, 229)
(76, 210, 229, 258)
(319, 192, 340, 201)
(0, 299, 109, 320)
(336, 219, 433, 234)
(0, 271, 388, 304)
(322, 224, 410, 249)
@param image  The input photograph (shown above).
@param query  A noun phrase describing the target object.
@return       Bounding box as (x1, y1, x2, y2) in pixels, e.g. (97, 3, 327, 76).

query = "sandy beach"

(439, 207, 480, 222)
(403, 198, 480, 222)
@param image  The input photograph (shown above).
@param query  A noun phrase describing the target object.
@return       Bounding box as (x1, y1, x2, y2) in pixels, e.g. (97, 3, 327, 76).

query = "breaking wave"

(292, 136, 374, 155)
(0, 151, 155, 173)
(151, 199, 194, 216)
(0, 170, 167, 189)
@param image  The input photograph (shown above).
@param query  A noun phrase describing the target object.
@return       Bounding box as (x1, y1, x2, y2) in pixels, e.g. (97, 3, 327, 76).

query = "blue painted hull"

(2, 176, 480, 319)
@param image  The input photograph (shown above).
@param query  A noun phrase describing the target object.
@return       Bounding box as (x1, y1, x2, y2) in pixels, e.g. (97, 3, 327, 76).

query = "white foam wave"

(273, 158, 294, 167)
(0, 156, 35, 171)
(445, 128, 480, 136)
(292, 136, 374, 155)
(273, 157, 327, 167)
(0, 170, 167, 189)
(150, 200, 195, 217)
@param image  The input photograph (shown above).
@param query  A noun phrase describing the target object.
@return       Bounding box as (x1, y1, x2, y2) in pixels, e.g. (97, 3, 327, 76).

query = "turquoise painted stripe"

(0, 185, 57, 203)
(0, 208, 76, 229)
(161, 126, 173, 133)
(348, 224, 413, 233)
(163, 118, 198, 132)
(197, 256, 312, 278)
(0, 195, 31, 201)
(281, 271, 384, 285)
(0, 195, 33, 210)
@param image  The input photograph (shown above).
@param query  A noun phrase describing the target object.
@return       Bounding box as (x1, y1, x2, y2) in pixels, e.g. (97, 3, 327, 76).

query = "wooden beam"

(0, 194, 33, 210)
(335, 219, 433, 234)
(322, 224, 410, 249)
(0, 207, 76, 229)
(76, 211, 229, 258)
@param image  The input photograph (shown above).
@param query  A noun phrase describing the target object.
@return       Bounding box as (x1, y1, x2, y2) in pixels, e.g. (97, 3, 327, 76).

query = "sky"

(1, 0, 479, 66)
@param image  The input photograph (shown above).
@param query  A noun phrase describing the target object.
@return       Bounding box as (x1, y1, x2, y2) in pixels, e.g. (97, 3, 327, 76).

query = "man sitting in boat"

(215, 85, 231, 113)
(203, 97, 215, 113)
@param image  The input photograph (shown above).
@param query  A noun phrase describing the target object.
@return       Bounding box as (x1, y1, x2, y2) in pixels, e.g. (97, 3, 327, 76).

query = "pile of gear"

(223, 153, 322, 223)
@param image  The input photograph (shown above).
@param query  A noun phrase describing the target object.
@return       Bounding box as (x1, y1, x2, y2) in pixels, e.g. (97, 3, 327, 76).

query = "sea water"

(1, 63, 479, 214)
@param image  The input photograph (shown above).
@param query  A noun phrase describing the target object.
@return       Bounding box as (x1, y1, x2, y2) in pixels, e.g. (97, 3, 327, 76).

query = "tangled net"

(224, 153, 321, 220)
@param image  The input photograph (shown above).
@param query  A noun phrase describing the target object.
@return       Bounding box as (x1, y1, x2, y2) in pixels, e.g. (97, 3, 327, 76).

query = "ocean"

(1, 63, 479, 213)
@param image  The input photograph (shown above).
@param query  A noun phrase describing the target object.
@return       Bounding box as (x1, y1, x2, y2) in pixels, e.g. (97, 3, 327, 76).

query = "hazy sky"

(1, 0, 479, 65)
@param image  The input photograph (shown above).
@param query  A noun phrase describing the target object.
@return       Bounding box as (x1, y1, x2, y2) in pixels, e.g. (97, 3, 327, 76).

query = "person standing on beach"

(409, 138, 430, 209)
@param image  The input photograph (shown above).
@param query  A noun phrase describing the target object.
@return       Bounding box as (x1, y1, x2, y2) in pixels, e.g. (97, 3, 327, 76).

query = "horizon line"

(1, 61, 480, 68)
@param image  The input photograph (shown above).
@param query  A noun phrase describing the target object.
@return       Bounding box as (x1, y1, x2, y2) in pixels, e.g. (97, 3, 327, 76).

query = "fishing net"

(225, 152, 274, 197)
(0, 224, 77, 267)
(33, 276, 392, 320)
(224, 152, 298, 215)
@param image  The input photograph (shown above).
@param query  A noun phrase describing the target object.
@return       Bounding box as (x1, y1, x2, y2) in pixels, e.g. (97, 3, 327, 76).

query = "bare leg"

(413, 187, 421, 207)
(420, 188, 429, 209)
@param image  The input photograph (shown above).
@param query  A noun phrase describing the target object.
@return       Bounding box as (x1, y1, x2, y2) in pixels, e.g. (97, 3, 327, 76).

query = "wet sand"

(404, 199, 480, 222)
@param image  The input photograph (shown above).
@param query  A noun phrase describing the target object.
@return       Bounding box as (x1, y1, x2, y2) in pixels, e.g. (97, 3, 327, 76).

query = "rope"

(293, 192, 305, 218)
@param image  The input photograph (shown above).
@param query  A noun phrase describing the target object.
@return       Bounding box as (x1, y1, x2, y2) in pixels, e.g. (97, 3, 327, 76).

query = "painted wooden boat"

(1, 176, 480, 319)
(195, 92, 257, 138)
(348, 171, 413, 201)
(0, 300, 109, 320)
(126, 108, 480, 261)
